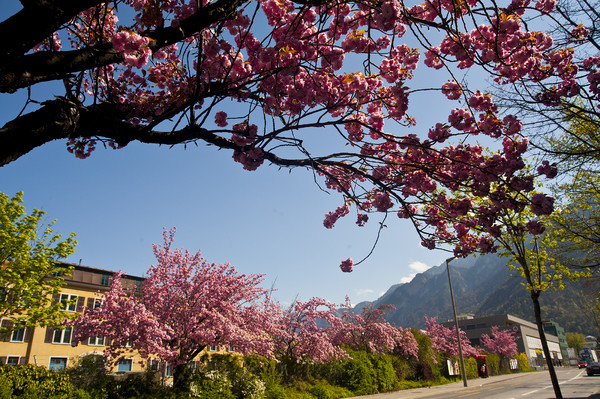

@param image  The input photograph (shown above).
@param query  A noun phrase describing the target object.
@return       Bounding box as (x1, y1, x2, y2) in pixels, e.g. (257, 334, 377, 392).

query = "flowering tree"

(481, 326, 518, 358)
(0, 0, 578, 265)
(424, 316, 479, 359)
(73, 228, 275, 392)
(270, 297, 346, 379)
(333, 302, 419, 358)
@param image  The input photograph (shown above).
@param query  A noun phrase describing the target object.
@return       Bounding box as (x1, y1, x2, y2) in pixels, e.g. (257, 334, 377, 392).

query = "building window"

(49, 357, 67, 371)
(88, 336, 105, 346)
(209, 346, 218, 352)
(93, 298, 103, 309)
(52, 327, 72, 344)
(11, 327, 26, 342)
(149, 359, 160, 371)
(6, 357, 20, 366)
(165, 363, 173, 377)
(60, 294, 78, 312)
(134, 280, 142, 292)
(227, 346, 235, 353)
(101, 274, 111, 286)
(117, 359, 132, 372)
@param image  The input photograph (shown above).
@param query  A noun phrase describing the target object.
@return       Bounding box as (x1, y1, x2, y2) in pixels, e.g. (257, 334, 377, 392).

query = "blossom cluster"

(481, 326, 518, 358)
(35, 0, 591, 265)
(424, 316, 479, 358)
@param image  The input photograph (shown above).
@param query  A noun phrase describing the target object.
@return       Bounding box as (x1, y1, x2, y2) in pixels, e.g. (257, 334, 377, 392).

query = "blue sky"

(0, 2, 459, 312)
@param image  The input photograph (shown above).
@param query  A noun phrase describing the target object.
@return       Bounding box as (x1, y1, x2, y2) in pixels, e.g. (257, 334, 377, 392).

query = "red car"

(579, 360, 589, 368)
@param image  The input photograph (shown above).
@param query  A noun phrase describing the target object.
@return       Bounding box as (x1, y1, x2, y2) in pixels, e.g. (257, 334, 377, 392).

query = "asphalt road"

(347, 368, 600, 399)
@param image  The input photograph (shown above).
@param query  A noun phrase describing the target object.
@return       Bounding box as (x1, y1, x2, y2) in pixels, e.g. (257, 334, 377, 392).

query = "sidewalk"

(346, 373, 531, 399)
(345, 372, 600, 399)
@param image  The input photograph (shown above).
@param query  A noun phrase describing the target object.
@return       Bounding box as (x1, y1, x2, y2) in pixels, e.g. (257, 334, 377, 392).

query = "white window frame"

(209, 345, 218, 352)
(93, 297, 104, 309)
(60, 293, 78, 312)
(88, 336, 105, 346)
(52, 327, 72, 344)
(10, 327, 26, 342)
(6, 356, 20, 366)
(48, 357, 68, 371)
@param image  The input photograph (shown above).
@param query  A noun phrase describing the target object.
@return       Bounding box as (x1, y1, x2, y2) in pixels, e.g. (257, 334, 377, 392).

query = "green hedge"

(0, 365, 72, 398)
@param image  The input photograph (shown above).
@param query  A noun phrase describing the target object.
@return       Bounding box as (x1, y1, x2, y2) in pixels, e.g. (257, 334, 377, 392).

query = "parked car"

(586, 362, 600, 376)
(579, 360, 589, 368)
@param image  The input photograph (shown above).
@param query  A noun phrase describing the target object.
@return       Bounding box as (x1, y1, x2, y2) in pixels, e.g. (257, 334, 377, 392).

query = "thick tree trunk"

(173, 363, 193, 393)
(530, 290, 563, 399)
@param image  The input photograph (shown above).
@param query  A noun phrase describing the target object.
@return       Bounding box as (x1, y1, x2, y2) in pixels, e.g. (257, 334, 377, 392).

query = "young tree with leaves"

(566, 332, 586, 356)
(0, 191, 77, 336)
(73, 228, 275, 392)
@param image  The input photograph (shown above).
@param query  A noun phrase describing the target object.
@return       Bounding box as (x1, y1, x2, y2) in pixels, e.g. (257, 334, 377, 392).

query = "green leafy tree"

(493, 207, 590, 398)
(0, 191, 77, 336)
(566, 332, 586, 356)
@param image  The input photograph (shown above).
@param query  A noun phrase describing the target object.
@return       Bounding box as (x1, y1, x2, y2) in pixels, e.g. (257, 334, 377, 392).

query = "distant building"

(543, 321, 568, 362)
(0, 263, 146, 372)
(441, 314, 562, 368)
(0, 263, 227, 376)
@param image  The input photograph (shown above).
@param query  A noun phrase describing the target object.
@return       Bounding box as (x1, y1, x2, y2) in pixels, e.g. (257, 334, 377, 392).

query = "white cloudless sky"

(0, 1, 466, 312)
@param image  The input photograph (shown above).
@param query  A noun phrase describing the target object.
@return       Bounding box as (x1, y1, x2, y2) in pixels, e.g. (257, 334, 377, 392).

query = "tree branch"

(0, 0, 102, 57)
(0, 0, 247, 93)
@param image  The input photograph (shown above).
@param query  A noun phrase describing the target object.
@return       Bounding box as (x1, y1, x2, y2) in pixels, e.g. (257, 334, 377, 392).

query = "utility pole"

(446, 257, 467, 387)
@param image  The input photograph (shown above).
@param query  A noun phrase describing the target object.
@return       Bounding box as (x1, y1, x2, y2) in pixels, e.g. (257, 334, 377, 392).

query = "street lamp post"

(446, 257, 468, 387)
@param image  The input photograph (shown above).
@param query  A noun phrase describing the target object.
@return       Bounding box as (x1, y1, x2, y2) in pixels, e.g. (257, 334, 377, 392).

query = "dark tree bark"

(173, 363, 193, 393)
(530, 289, 563, 399)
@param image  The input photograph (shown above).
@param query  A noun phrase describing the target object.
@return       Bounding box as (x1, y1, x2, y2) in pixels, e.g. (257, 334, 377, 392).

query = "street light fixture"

(446, 256, 468, 387)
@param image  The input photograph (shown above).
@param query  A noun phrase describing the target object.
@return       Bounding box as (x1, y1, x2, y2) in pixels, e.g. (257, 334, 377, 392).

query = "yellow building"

(0, 263, 146, 373)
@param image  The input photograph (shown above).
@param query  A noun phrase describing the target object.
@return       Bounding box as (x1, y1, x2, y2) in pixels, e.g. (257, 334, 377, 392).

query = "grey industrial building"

(441, 314, 563, 368)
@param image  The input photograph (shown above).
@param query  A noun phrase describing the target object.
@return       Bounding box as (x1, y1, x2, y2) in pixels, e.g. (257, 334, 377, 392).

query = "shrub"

(194, 370, 235, 399)
(309, 385, 330, 399)
(231, 371, 265, 399)
(107, 370, 164, 399)
(408, 329, 442, 382)
(516, 353, 531, 372)
(370, 354, 398, 392)
(265, 383, 287, 399)
(0, 364, 72, 398)
(485, 353, 501, 376)
(464, 357, 478, 379)
(245, 355, 282, 388)
(0, 373, 13, 399)
(338, 351, 375, 394)
(196, 353, 266, 399)
(67, 354, 110, 391)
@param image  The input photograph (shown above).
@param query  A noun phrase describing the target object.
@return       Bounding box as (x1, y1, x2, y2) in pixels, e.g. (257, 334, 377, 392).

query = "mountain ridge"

(360, 253, 599, 335)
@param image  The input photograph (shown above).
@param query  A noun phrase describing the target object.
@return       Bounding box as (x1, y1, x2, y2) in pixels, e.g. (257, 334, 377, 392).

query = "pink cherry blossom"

(340, 258, 354, 273)
(74, 228, 275, 389)
(481, 326, 518, 358)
